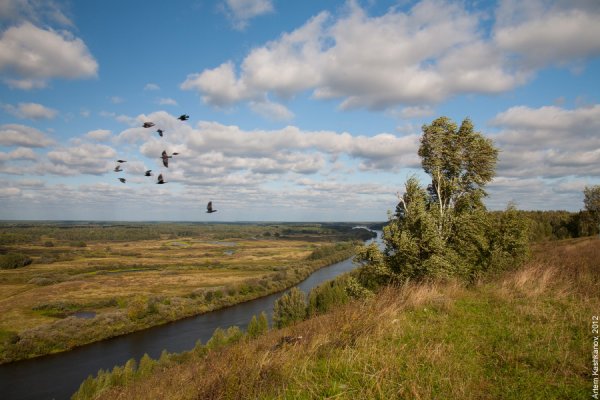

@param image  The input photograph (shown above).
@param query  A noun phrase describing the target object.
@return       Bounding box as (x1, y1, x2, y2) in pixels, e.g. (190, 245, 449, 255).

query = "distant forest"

(514, 210, 598, 241)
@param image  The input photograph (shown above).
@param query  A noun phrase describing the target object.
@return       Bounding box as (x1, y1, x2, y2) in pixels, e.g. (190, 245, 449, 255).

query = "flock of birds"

(113, 114, 217, 214)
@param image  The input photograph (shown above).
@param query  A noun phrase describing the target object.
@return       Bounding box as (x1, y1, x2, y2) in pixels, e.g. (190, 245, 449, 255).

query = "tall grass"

(75, 237, 597, 399)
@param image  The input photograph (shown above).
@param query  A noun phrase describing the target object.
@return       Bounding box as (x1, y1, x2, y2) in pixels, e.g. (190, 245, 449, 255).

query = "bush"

(247, 312, 269, 338)
(0, 253, 33, 269)
(273, 287, 307, 328)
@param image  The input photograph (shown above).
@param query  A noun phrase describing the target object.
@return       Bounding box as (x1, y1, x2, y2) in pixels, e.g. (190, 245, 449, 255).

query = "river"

(0, 230, 382, 400)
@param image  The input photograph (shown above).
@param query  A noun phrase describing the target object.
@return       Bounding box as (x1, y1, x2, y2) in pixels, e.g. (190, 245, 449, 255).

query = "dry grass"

(0, 232, 354, 363)
(89, 237, 598, 400)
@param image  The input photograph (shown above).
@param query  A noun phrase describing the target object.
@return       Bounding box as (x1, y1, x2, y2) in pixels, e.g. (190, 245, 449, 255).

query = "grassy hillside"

(75, 236, 598, 399)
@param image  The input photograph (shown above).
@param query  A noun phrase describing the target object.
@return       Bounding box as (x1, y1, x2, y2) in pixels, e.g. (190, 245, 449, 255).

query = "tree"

(247, 312, 268, 338)
(584, 185, 600, 235)
(357, 116, 527, 285)
(273, 287, 307, 328)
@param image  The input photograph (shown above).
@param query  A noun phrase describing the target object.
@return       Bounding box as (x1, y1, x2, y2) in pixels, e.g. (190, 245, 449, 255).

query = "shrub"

(247, 312, 269, 338)
(273, 287, 307, 328)
(0, 253, 33, 269)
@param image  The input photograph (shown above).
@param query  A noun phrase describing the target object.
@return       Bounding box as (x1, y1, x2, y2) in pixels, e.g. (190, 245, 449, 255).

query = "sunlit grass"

(85, 237, 598, 400)
(0, 225, 361, 363)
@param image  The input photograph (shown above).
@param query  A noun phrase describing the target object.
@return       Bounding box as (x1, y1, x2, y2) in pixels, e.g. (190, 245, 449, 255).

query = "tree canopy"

(357, 116, 528, 284)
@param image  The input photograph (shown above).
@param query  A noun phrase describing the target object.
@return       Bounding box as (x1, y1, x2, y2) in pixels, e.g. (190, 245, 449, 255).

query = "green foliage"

(308, 277, 351, 316)
(344, 276, 373, 300)
(363, 116, 528, 285)
(584, 185, 600, 233)
(273, 287, 307, 328)
(247, 312, 268, 339)
(487, 204, 530, 273)
(0, 252, 32, 269)
(206, 326, 243, 350)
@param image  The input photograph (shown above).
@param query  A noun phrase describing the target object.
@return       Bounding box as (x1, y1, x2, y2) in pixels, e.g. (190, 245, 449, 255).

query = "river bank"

(0, 230, 381, 400)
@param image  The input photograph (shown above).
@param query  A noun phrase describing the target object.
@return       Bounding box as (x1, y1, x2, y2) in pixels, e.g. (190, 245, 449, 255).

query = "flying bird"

(156, 174, 166, 184)
(157, 129, 163, 137)
(143, 122, 155, 128)
(206, 201, 217, 213)
(178, 114, 189, 121)
(161, 150, 170, 167)
(117, 160, 127, 163)
(145, 170, 153, 176)
(114, 165, 123, 172)
(118, 178, 126, 183)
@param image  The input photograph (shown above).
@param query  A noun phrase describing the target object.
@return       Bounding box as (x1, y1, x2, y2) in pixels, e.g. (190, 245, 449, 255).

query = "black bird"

(172, 152, 179, 156)
(161, 150, 170, 167)
(118, 178, 126, 183)
(156, 174, 166, 184)
(114, 165, 123, 172)
(143, 122, 155, 128)
(157, 129, 163, 137)
(178, 114, 189, 121)
(145, 170, 153, 176)
(117, 160, 127, 163)
(206, 201, 217, 213)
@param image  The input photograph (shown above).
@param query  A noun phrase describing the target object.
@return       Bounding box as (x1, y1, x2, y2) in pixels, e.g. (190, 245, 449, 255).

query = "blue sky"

(1, 0, 599, 221)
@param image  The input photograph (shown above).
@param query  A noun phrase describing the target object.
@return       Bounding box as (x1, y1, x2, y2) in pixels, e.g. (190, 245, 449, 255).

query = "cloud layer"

(183, 0, 600, 114)
(0, 22, 98, 89)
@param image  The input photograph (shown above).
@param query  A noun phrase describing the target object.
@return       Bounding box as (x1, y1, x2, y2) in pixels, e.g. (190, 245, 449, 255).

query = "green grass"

(79, 237, 597, 400)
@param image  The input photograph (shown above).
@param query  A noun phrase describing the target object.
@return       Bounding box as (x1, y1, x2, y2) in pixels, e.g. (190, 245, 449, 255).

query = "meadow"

(0, 222, 373, 363)
(74, 236, 598, 399)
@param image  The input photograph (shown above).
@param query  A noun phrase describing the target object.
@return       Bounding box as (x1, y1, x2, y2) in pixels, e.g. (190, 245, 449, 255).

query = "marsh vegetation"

(0, 222, 374, 363)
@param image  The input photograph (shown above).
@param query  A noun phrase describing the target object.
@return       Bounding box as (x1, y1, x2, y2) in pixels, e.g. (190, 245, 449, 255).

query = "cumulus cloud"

(249, 99, 294, 121)
(0, 22, 98, 89)
(490, 104, 600, 178)
(183, 1, 600, 113)
(183, 1, 515, 111)
(494, 0, 600, 68)
(0, 123, 54, 147)
(2, 102, 58, 119)
(45, 142, 117, 176)
(85, 129, 112, 142)
(221, 0, 274, 30)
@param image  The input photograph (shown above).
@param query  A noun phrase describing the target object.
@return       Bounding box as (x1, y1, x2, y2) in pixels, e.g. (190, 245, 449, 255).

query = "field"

(76, 236, 599, 399)
(0, 222, 373, 363)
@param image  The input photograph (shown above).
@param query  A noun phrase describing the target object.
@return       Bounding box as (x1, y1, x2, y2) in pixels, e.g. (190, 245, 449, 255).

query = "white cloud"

(45, 142, 117, 176)
(0, 0, 73, 27)
(393, 105, 435, 119)
(249, 99, 294, 121)
(7, 147, 37, 160)
(144, 83, 160, 91)
(494, 0, 600, 68)
(184, 1, 600, 113)
(85, 129, 112, 142)
(221, 0, 274, 30)
(0, 22, 98, 89)
(0, 187, 21, 197)
(181, 61, 253, 107)
(2, 102, 58, 119)
(490, 104, 600, 178)
(110, 96, 124, 104)
(157, 97, 178, 106)
(0, 123, 54, 147)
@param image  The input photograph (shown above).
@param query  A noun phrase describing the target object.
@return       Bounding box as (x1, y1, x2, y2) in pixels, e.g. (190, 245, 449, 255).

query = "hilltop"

(74, 236, 597, 399)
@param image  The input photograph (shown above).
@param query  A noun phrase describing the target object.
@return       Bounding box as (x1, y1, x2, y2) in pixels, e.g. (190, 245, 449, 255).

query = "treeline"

(515, 210, 599, 241)
(0, 222, 377, 246)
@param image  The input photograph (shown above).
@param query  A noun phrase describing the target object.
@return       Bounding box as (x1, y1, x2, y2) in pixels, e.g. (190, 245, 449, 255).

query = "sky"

(0, 0, 599, 222)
